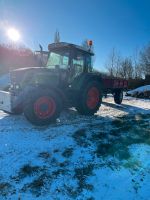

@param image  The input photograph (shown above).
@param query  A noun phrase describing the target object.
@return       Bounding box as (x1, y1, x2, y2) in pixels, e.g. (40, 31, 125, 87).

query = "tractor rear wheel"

(114, 90, 123, 104)
(23, 89, 61, 126)
(76, 81, 102, 115)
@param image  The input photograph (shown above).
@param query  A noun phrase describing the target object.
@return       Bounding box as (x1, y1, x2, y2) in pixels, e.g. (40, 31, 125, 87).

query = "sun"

(7, 28, 20, 42)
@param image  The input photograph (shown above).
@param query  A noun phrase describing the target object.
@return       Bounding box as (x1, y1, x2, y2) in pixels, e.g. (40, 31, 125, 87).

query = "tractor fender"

(71, 73, 104, 91)
(15, 85, 66, 109)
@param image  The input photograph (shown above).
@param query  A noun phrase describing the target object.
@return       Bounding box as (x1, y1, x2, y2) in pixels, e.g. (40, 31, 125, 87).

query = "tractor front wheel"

(23, 89, 61, 126)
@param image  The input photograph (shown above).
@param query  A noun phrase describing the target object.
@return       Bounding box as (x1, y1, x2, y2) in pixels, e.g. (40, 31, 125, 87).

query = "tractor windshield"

(46, 50, 69, 69)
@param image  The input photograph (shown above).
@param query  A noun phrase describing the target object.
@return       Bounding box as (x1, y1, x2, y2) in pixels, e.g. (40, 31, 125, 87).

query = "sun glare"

(7, 28, 20, 42)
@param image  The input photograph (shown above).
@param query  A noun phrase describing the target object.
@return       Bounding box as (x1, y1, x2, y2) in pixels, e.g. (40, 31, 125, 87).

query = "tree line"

(0, 30, 60, 75)
(0, 44, 40, 75)
(0, 34, 150, 80)
(105, 43, 150, 79)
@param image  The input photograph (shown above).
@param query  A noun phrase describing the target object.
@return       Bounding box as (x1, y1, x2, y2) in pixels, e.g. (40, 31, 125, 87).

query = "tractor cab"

(46, 42, 94, 80)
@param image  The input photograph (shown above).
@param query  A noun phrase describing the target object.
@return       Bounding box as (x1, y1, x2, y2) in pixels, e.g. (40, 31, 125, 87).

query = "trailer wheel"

(23, 89, 61, 126)
(114, 90, 123, 104)
(76, 81, 102, 115)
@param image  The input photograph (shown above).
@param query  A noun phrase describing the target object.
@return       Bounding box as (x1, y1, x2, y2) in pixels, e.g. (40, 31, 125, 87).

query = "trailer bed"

(102, 78, 128, 89)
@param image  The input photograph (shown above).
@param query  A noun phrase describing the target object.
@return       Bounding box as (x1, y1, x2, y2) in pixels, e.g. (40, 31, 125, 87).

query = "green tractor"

(0, 42, 127, 125)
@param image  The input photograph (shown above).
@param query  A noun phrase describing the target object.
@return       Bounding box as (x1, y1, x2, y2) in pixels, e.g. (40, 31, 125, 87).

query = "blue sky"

(0, 0, 150, 70)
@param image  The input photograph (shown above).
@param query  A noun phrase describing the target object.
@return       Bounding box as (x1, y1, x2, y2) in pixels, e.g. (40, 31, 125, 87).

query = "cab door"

(69, 50, 85, 81)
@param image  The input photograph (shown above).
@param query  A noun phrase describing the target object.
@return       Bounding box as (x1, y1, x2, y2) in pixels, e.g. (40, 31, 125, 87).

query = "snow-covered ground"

(0, 96, 150, 200)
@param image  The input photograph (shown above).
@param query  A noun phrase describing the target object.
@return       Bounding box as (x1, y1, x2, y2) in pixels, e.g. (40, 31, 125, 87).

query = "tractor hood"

(12, 67, 48, 74)
(11, 67, 50, 84)
(10, 67, 69, 88)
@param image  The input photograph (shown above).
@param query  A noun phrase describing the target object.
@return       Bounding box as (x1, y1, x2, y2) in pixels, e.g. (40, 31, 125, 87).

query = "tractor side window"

(63, 56, 69, 65)
(72, 53, 84, 76)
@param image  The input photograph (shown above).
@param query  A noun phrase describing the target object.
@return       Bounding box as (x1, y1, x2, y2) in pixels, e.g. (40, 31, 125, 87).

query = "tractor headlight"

(10, 84, 20, 90)
(15, 85, 20, 89)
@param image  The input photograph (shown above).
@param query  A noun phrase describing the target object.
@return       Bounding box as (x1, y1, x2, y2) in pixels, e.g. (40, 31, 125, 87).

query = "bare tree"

(140, 43, 150, 76)
(119, 57, 134, 79)
(106, 44, 150, 79)
(105, 48, 122, 77)
(132, 48, 143, 79)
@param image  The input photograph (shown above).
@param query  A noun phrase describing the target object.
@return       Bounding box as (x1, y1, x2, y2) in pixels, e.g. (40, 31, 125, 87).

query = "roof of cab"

(48, 42, 94, 56)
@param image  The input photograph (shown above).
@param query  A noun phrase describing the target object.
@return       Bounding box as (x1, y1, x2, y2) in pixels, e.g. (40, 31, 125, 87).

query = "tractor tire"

(76, 81, 102, 115)
(114, 90, 123, 104)
(23, 89, 62, 126)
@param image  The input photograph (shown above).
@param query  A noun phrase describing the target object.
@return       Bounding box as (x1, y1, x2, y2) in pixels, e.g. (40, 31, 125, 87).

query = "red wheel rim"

(87, 87, 100, 109)
(34, 96, 56, 119)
